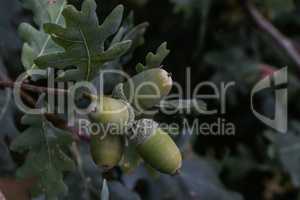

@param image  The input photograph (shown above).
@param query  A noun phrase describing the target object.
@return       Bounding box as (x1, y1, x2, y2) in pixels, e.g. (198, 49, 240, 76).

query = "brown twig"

(241, 0, 300, 73)
(0, 80, 81, 141)
(0, 80, 95, 101)
(0, 80, 68, 95)
(22, 92, 80, 141)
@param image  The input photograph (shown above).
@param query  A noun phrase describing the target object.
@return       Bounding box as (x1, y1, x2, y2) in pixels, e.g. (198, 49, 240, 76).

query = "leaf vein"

(79, 29, 91, 80)
(31, 1, 66, 70)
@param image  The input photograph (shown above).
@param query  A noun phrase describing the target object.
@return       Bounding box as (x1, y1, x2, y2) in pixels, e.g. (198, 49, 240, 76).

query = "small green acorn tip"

(172, 169, 181, 176)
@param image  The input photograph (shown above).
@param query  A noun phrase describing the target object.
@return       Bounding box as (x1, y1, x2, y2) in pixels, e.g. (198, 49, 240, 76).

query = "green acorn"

(89, 96, 134, 134)
(130, 119, 182, 175)
(113, 68, 172, 110)
(90, 134, 124, 169)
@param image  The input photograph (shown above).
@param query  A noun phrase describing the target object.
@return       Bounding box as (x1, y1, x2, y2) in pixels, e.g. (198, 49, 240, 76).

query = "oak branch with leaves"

(5, 0, 183, 199)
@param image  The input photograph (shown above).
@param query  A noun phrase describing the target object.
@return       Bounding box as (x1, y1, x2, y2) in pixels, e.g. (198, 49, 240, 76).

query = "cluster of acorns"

(88, 68, 182, 175)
